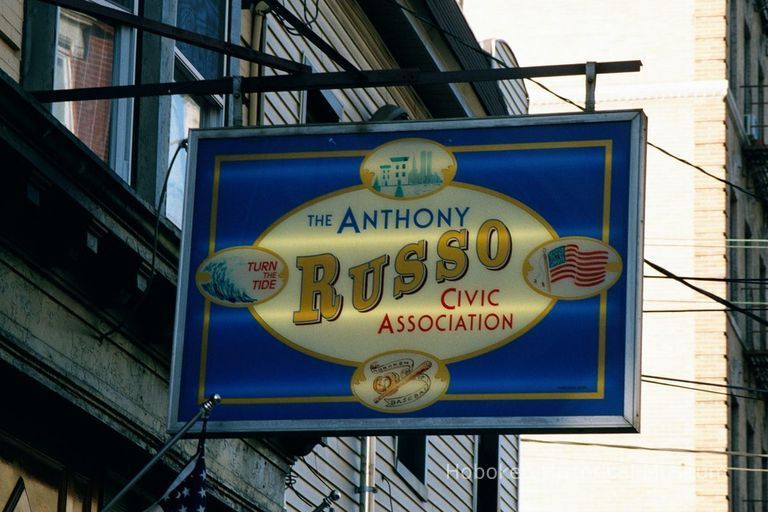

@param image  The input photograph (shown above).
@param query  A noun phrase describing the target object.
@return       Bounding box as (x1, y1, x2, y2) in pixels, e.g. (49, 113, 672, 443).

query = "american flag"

(144, 449, 207, 512)
(547, 244, 609, 287)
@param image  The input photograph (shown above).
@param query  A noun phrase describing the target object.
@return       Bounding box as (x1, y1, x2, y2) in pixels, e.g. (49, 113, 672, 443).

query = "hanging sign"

(170, 111, 646, 433)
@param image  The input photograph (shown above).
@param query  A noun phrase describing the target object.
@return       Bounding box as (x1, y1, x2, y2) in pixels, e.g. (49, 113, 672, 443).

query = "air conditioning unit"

(744, 113, 761, 143)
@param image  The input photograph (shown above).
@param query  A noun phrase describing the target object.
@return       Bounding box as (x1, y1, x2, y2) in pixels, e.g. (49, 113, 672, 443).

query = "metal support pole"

(102, 394, 222, 512)
(36, 0, 308, 73)
(357, 436, 377, 512)
(231, 76, 243, 127)
(585, 61, 597, 112)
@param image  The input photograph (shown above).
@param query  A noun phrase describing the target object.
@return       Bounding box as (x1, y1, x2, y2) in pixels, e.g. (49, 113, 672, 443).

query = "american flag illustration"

(547, 243, 609, 287)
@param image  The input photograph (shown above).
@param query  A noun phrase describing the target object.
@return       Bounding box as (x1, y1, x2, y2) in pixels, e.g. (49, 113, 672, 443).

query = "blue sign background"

(170, 112, 644, 432)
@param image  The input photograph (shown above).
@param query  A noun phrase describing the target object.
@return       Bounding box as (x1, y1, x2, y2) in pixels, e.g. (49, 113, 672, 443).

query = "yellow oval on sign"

(248, 182, 557, 366)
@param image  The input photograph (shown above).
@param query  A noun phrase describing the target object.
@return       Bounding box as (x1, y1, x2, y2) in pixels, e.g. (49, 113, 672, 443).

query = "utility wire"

(641, 377, 758, 401)
(644, 259, 768, 327)
(644, 275, 768, 283)
(526, 77, 583, 110)
(647, 142, 762, 201)
(381, 0, 766, 204)
(298, 455, 337, 494)
(285, 467, 330, 510)
(270, 0, 320, 36)
(643, 308, 768, 313)
(98, 139, 188, 341)
(522, 438, 768, 459)
(643, 374, 768, 395)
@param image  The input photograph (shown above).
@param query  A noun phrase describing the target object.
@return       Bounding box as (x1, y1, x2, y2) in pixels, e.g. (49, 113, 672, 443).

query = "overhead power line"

(643, 308, 768, 313)
(644, 259, 768, 327)
(380, 0, 765, 203)
(644, 275, 768, 284)
(641, 377, 758, 401)
(643, 374, 768, 394)
(647, 142, 762, 201)
(523, 438, 768, 459)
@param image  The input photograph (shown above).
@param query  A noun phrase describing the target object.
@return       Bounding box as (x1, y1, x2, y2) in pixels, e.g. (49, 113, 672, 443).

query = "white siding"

(0, 0, 22, 80)
(244, 0, 429, 127)
(499, 435, 520, 511)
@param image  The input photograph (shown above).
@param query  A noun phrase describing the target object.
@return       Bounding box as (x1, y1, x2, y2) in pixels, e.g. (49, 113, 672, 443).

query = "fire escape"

(741, 13, 768, 386)
(738, 1, 768, 387)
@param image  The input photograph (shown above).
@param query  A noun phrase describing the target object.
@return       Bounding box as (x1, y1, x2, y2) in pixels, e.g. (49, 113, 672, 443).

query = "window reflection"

(53, 9, 116, 163)
(176, 0, 224, 79)
(167, 94, 201, 227)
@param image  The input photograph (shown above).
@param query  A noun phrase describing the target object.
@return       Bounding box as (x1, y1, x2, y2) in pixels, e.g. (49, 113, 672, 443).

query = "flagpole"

(102, 394, 222, 512)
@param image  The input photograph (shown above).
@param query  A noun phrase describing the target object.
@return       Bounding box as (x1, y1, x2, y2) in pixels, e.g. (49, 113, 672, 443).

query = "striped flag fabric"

(547, 243, 609, 287)
(144, 417, 208, 512)
(143, 451, 207, 512)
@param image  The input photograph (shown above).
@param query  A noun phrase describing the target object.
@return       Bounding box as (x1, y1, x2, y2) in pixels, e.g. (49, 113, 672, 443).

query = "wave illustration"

(201, 260, 256, 304)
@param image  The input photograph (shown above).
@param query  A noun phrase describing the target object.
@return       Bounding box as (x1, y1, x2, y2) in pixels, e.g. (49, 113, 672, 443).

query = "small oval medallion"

(360, 138, 456, 199)
(196, 246, 288, 306)
(351, 351, 449, 413)
(524, 237, 623, 300)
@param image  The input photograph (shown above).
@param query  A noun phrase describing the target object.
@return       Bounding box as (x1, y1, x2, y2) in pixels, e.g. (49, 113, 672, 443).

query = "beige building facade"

(462, 0, 768, 511)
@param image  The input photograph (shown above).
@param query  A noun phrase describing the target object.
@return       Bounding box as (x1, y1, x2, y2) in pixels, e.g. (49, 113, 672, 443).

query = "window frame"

(473, 434, 500, 512)
(299, 56, 344, 124)
(51, 0, 137, 182)
(394, 435, 429, 501)
(164, 60, 224, 228)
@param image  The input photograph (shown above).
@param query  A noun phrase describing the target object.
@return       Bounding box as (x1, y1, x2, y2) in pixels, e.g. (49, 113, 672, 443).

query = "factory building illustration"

(372, 149, 445, 197)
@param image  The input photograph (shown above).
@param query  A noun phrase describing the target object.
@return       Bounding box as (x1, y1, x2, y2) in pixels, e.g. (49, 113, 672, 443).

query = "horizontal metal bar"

(38, 0, 309, 74)
(261, 0, 359, 73)
(31, 78, 235, 102)
(30, 61, 642, 103)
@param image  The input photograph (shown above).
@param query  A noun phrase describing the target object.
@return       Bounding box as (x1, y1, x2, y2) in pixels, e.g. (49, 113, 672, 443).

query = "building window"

(166, 94, 202, 227)
(167, 0, 226, 227)
(762, 452, 768, 512)
(730, 399, 742, 511)
(0, 436, 93, 512)
(300, 57, 343, 123)
(748, 423, 757, 510)
(761, 260, 767, 350)
(52, 1, 135, 181)
(475, 435, 499, 512)
(759, 67, 765, 143)
(745, 223, 754, 345)
(729, 194, 739, 303)
(304, 89, 343, 123)
(176, 0, 226, 80)
(729, 0, 738, 91)
(744, 22, 752, 117)
(395, 435, 428, 500)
